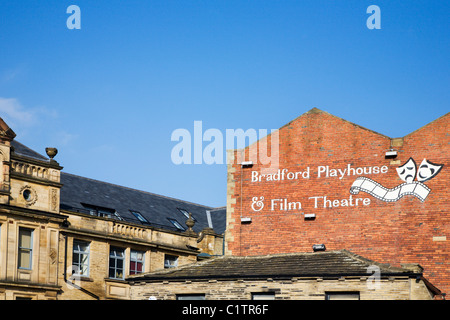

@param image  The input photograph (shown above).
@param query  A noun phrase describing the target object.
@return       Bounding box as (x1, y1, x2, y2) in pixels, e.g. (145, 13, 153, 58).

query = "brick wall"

(226, 109, 449, 294)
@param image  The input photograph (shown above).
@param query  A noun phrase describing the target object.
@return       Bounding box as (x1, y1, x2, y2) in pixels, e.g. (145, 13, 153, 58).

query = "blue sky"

(0, 1, 448, 207)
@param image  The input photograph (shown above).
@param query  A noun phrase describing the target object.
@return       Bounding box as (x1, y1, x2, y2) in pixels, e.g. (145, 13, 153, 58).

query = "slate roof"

(206, 206, 226, 236)
(128, 250, 418, 281)
(60, 172, 226, 234)
(11, 140, 49, 161)
(9, 140, 226, 235)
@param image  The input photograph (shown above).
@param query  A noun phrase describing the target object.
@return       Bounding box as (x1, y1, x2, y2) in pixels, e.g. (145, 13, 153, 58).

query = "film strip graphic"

(349, 176, 431, 202)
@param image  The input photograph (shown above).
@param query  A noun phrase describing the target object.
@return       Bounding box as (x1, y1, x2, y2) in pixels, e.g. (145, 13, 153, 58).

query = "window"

(177, 294, 205, 300)
(178, 208, 196, 221)
(164, 254, 178, 268)
(21, 188, 36, 205)
(167, 218, 185, 231)
(73, 240, 90, 277)
(130, 250, 145, 275)
(252, 293, 275, 300)
(109, 247, 125, 279)
(112, 212, 123, 221)
(130, 211, 149, 224)
(18, 228, 33, 269)
(23, 189, 32, 201)
(325, 292, 360, 300)
(82, 203, 121, 220)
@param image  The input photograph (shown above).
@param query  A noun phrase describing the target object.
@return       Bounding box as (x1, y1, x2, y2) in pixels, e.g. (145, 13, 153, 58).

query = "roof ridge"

(403, 111, 450, 138)
(12, 140, 49, 160)
(204, 250, 339, 261)
(339, 249, 409, 273)
(129, 254, 223, 279)
(279, 107, 391, 139)
(0, 116, 16, 140)
(61, 172, 216, 209)
(232, 107, 392, 153)
(129, 250, 418, 282)
(209, 206, 226, 211)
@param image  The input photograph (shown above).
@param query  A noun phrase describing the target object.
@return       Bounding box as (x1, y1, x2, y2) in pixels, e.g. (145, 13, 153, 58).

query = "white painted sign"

(249, 158, 443, 214)
(251, 164, 388, 182)
(350, 158, 443, 202)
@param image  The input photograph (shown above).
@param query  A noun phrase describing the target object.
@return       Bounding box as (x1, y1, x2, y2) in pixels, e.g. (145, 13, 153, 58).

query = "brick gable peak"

(403, 111, 450, 138)
(280, 107, 391, 139)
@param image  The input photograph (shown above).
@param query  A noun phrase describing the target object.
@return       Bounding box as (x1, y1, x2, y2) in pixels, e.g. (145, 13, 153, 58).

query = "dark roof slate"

(11, 140, 49, 161)
(9, 140, 226, 235)
(60, 172, 226, 234)
(207, 207, 226, 235)
(129, 250, 417, 281)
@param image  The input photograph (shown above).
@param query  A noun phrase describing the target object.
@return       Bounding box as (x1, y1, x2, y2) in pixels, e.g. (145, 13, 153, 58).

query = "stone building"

(58, 172, 225, 300)
(0, 118, 65, 300)
(1, 108, 447, 300)
(0, 117, 225, 300)
(128, 250, 441, 300)
(125, 108, 446, 301)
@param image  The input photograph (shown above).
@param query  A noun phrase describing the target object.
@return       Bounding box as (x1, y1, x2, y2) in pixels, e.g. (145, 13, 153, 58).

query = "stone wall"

(57, 211, 202, 300)
(130, 276, 435, 300)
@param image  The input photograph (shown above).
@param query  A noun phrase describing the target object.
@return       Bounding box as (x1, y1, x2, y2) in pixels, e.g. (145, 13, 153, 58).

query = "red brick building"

(225, 108, 449, 296)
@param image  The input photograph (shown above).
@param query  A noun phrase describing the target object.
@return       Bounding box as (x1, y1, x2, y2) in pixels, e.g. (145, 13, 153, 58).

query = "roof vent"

(312, 244, 326, 252)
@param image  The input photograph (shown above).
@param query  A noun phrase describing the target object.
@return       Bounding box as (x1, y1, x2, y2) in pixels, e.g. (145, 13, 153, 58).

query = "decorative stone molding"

(11, 160, 49, 180)
(19, 185, 38, 207)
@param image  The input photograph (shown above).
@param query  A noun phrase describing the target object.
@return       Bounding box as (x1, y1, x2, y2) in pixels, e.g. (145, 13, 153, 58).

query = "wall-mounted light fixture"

(241, 161, 253, 168)
(241, 217, 252, 224)
(385, 149, 397, 159)
(304, 213, 316, 220)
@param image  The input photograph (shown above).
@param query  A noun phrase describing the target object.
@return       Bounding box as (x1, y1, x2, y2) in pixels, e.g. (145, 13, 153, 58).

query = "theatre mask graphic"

(350, 158, 443, 202)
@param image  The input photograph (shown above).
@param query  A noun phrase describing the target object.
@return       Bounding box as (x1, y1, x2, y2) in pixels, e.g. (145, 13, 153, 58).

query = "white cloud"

(0, 97, 60, 128)
(0, 97, 77, 148)
(0, 64, 26, 83)
(55, 131, 78, 146)
(0, 97, 34, 127)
